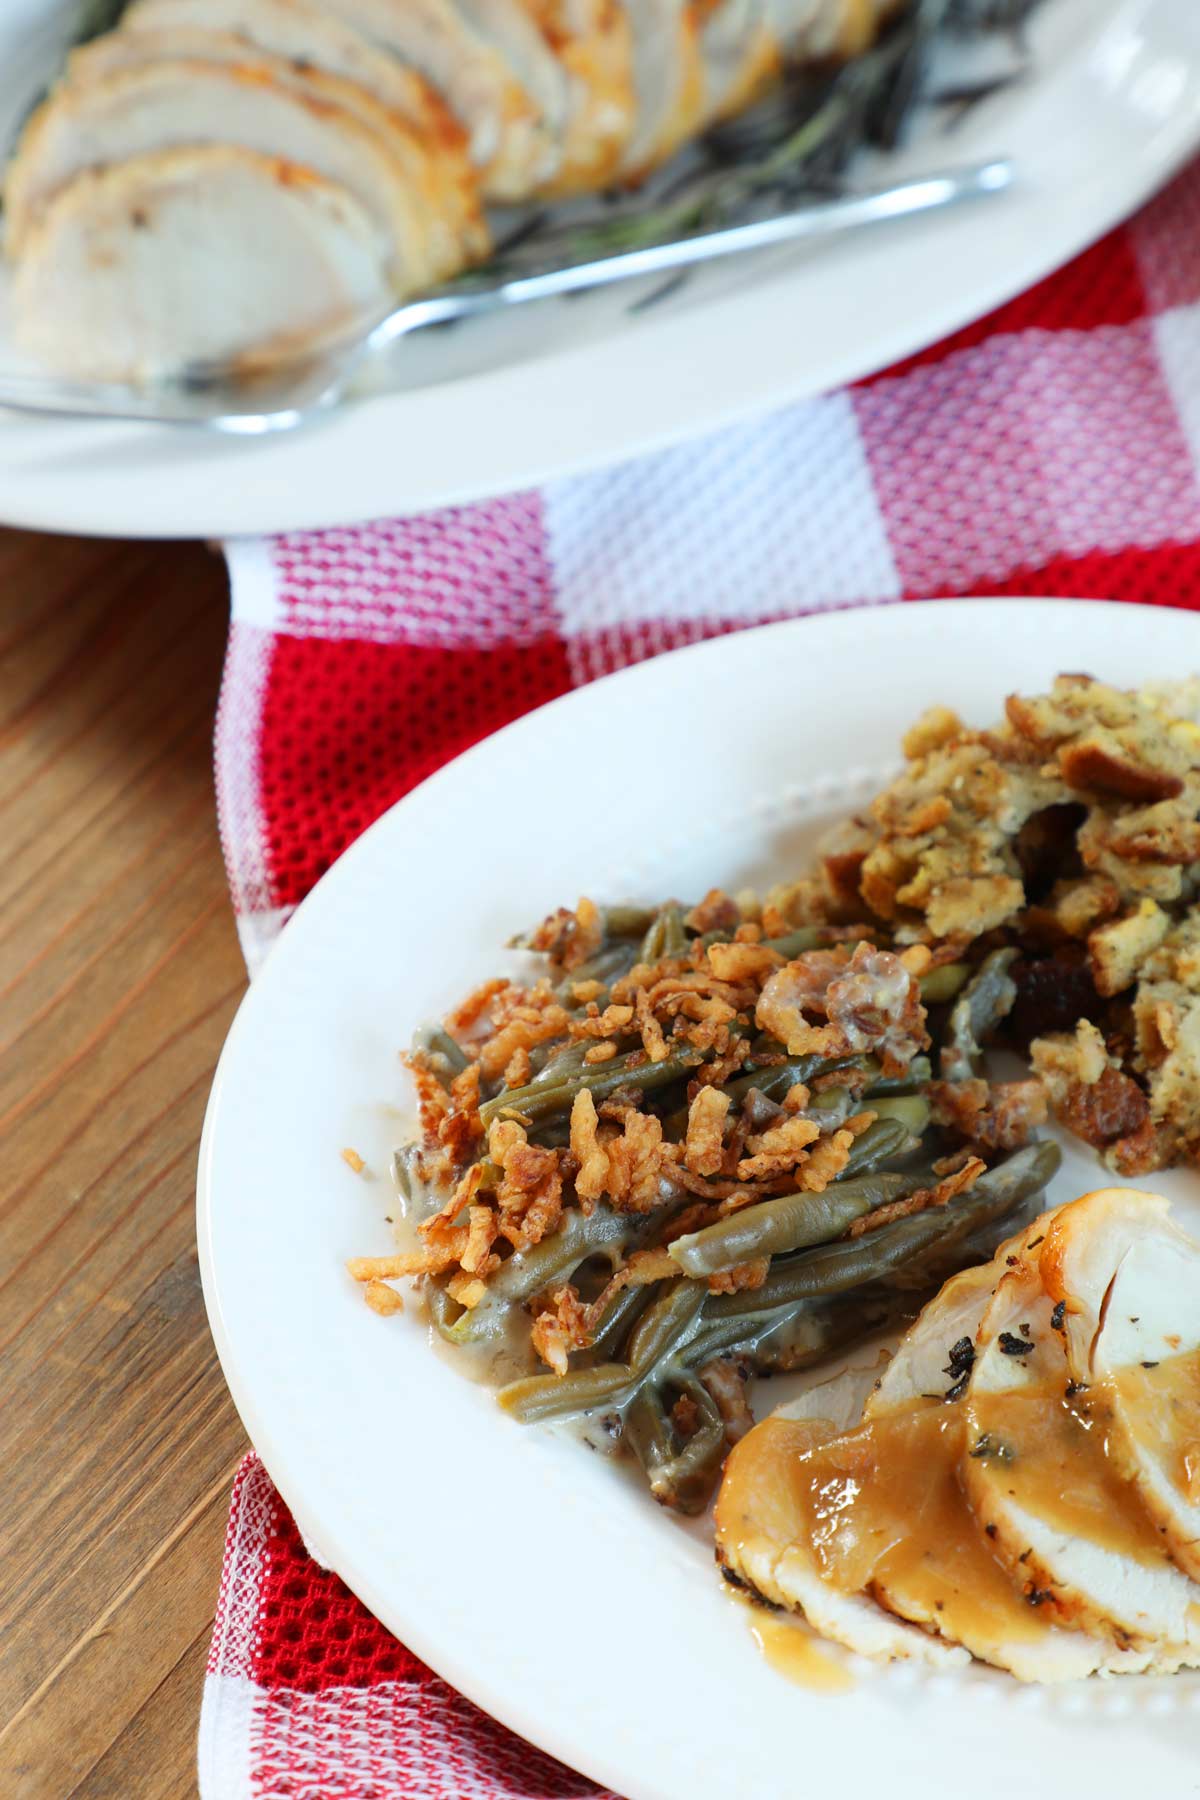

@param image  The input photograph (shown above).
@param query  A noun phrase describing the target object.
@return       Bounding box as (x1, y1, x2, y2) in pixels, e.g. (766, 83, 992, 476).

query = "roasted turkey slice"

(717, 1214, 1144, 1681)
(698, 0, 779, 126)
(716, 1361, 971, 1668)
(314, 0, 562, 198)
(522, 0, 636, 191)
(764, 0, 887, 59)
(617, 0, 706, 178)
(12, 147, 390, 382)
(963, 1223, 1200, 1666)
(855, 1226, 1128, 1681)
(120, 0, 455, 136)
(716, 1247, 1008, 1672)
(64, 29, 487, 273)
(5, 57, 447, 287)
(112, 0, 487, 258)
(1041, 1187, 1200, 1586)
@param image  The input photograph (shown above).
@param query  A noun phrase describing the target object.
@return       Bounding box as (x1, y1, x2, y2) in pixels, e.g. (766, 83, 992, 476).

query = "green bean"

(804, 1084, 852, 1122)
(626, 1378, 726, 1514)
(573, 1282, 652, 1366)
(497, 1363, 633, 1423)
(940, 948, 1019, 1083)
(919, 961, 971, 1005)
(480, 1044, 703, 1130)
(602, 904, 660, 939)
(391, 1149, 413, 1207)
(627, 1278, 708, 1373)
(692, 928, 733, 952)
(880, 1140, 1062, 1292)
(392, 1144, 442, 1221)
(623, 1382, 674, 1473)
(526, 1120, 573, 1149)
(527, 1041, 594, 1085)
(639, 901, 688, 963)
(760, 925, 884, 958)
(839, 1115, 912, 1177)
(682, 1284, 908, 1376)
(410, 1024, 470, 1077)
(510, 903, 653, 954)
(864, 1094, 932, 1136)
(555, 942, 642, 1001)
(660, 1103, 691, 1143)
(864, 1054, 932, 1095)
(444, 1205, 629, 1345)
(496, 1281, 706, 1422)
(705, 1142, 1058, 1318)
(723, 1053, 858, 1109)
(668, 1173, 911, 1278)
(759, 926, 827, 958)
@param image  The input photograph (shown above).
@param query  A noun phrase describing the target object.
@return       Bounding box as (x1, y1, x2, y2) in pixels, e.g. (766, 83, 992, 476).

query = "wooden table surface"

(0, 531, 248, 1800)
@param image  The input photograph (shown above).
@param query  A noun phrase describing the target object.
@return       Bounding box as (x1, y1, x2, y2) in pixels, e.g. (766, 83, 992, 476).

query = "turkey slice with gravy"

(963, 1216, 1200, 1666)
(1042, 1187, 1200, 1588)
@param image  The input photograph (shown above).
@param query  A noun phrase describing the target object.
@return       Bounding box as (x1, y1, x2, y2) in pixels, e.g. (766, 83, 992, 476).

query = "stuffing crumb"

(341, 1146, 366, 1174)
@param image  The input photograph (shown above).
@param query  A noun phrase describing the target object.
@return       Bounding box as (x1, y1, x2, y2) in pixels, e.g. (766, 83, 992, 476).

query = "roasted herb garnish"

(943, 1333, 976, 1400)
(969, 1433, 1014, 1462)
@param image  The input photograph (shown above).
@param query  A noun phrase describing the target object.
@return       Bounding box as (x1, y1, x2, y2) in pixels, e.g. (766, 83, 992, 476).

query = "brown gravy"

(749, 1612, 854, 1692)
(1112, 1348, 1200, 1499)
(969, 1381, 1171, 1566)
(792, 1400, 1049, 1647)
(720, 1353, 1200, 1660)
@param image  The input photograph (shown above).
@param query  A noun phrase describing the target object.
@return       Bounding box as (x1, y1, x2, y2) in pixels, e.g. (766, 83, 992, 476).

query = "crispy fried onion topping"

(756, 942, 929, 1074)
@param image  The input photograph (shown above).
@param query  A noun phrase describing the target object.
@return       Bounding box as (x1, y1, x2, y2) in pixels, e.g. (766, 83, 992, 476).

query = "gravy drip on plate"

(749, 1612, 854, 1692)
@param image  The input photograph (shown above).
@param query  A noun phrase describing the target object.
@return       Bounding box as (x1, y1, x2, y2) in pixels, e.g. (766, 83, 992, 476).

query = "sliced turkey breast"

(522, 0, 636, 191)
(697, 0, 779, 126)
(962, 1241, 1200, 1666)
(718, 1211, 1133, 1682)
(716, 1362, 970, 1668)
(854, 1226, 1127, 1682)
(863, 1237, 1030, 1416)
(110, 0, 487, 259)
(116, 0, 452, 137)
(314, 0, 561, 198)
(617, 0, 706, 178)
(5, 58, 451, 289)
(1041, 1187, 1200, 1585)
(764, 0, 888, 61)
(452, 0, 572, 171)
(12, 147, 390, 382)
(64, 31, 487, 272)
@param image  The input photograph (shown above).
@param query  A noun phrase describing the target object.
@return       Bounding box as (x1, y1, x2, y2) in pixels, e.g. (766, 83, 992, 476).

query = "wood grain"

(0, 531, 248, 1800)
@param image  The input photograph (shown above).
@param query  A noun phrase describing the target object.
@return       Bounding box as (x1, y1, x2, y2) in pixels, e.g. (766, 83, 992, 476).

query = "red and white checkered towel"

(203, 160, 1200, 1798)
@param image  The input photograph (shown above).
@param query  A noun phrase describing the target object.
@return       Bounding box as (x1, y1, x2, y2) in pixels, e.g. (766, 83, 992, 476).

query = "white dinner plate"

(2, 0, 1200, 538)
(200, 598, 1200, 1800)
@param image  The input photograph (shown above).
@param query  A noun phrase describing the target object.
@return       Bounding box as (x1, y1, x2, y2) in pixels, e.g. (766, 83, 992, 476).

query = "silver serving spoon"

(0, 158, 1012, 434)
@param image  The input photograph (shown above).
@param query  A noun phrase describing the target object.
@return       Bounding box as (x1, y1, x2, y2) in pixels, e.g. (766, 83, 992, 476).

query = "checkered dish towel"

(202, 161, 1200, 1799)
